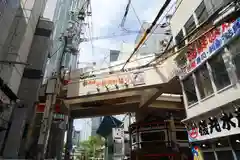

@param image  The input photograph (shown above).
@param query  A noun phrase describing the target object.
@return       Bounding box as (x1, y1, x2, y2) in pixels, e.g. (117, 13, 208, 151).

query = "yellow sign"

(192, 146, 204, 160)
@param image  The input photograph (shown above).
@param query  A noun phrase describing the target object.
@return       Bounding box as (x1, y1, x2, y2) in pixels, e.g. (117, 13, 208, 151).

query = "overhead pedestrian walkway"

(63, 53, 183, 118)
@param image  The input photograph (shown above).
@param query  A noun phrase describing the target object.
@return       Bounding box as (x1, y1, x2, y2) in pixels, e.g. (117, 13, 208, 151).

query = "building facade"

(171, 0, 240, 159)
(0, 0, 87, 158)
(43, 0, 82, 83)
(0, 0, 54, 158)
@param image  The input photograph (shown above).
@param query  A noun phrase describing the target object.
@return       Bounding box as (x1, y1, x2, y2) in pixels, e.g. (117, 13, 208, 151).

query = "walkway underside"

(64, 77, 182, 118)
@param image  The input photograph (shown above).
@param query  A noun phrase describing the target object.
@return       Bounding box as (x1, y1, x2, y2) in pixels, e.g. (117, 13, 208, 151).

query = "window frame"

(208, 50, 231, 91)
(195, 1, 208, 24)
(175, 29, 185, 49)
(195, 63, 214, 99)
(182, 74, 198, 106)
(184, 15, 196, 35)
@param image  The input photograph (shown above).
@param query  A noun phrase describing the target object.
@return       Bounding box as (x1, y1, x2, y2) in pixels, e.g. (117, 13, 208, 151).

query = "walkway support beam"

(139, 88, 162, 108)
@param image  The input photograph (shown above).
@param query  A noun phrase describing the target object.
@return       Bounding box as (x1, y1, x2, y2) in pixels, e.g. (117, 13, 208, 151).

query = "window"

(203, 152, 216, 160)
(110, 50, 120, 62)
(195, 1, 208, 24)
(141, 131, 165, 142)
(216, 151, 234, 160)
(208, 52, 231, 90)
(132, 135, 136, 143)
(182, 75, 198, 105)
(228, 37, 240, 80)
(175, 30, 185, 49)
(195, 64, 214, 99)
(176, 131, 188, 141)
(184, 16, 196, 35)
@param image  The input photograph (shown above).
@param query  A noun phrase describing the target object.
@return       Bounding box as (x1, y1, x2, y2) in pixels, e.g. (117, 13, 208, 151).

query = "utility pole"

(65, 114, 74, 160)
(37, 76, 60, 160)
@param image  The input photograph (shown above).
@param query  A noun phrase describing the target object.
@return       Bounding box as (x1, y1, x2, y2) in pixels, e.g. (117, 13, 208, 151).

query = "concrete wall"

(204, 0, 233, 15)
(135, 22, 170, 57)
(0, 0, 20, 61)
(170, 0, 202, 37)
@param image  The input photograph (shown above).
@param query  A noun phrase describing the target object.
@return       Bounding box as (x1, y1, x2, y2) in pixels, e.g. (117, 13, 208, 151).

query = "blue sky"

(74, 0, 176, 130)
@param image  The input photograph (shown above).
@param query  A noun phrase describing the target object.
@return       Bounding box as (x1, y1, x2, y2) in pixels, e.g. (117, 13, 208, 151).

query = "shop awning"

(96, 116, 122, 138)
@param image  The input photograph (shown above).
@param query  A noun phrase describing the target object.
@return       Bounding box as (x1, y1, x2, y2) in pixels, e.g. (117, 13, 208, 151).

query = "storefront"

(177, 14, 240, 160)
(190, 135, 240, 160)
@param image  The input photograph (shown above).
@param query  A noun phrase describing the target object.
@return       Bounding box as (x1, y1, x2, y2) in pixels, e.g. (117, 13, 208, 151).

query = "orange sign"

(83, 77, 131, 86)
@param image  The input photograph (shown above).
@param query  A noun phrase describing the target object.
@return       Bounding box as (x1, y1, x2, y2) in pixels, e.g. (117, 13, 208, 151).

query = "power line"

(88, 0, 95, 56)
(138, 0, 184, 66)
(120, 0, 132, 27)
(121, 0, 172, 70)
(80, 31, 169, 42)
(130, 2, 143, 29)
(70, 0, 237, 78)
(144, 0, 236, 66)
(47, 44, 64, 60)
(71, 0, 181, 75)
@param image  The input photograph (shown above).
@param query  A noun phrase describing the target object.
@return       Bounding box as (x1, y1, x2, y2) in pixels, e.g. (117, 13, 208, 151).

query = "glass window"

(176, 131, 188, 141)
(203, 152, 216, 160)
(195, 64, 214, 99)
(228, 37, 240, 80)
(184, 16, 196, 35)
(110, 50, 120, 62)
(182, 75, 198, 105)
(175, 30, 185, 49)
(216, 151, 234, 160)
(208, 52, 231, 90)
(195, 1, 208, 24)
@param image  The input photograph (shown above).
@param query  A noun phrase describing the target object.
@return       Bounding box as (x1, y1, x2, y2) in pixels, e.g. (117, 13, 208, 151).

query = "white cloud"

(78, 0, 168, 69)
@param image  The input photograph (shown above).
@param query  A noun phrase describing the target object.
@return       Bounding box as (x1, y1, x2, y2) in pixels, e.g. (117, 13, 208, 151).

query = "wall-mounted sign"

(36, 103, 61, 113)
(83, 76, 130, 87)
(183, 17, 240, 75)
(53, 113, 65, 121)
(83, 72, 145, 89)
(132, 72, 145, 86)
(187, 109, 240, 142)
(192, 146, 204, 160)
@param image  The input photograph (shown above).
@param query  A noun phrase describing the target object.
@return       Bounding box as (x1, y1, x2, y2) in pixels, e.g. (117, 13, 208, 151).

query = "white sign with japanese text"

(188, 117, 240, 142)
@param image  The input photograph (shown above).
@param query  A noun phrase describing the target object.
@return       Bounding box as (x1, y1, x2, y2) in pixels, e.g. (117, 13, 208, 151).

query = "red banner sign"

(36, 103, 61, 113)
(183, 18, 240, 74)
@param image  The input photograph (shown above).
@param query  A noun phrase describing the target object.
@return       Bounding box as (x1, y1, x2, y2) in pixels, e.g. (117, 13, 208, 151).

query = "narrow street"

(0, 0, 240, 159)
